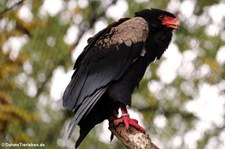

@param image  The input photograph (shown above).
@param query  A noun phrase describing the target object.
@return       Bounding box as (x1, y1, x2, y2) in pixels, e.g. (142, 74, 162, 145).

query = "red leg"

(114, 105, 145, 133)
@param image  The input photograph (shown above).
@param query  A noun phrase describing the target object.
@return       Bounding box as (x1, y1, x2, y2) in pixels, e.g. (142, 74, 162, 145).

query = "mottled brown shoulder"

(95, 17, 149, 48)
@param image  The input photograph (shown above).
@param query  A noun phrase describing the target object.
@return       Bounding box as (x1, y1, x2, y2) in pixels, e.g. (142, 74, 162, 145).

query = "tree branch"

(108, 119, 159, 149)
(0, 0, 24, 16)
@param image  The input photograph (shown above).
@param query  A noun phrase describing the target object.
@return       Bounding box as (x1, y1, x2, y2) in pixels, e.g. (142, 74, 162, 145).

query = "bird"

(63, 8, 180, 148)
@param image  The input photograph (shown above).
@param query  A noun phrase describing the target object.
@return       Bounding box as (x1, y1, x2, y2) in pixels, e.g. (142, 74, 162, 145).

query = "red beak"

(161, 16, 180, 30)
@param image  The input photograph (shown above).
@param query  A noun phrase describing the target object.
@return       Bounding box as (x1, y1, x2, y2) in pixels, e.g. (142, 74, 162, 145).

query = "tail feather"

(75, 124, 95, 148)
(74, 92, 114, 148)
(67, 88, 107, 139)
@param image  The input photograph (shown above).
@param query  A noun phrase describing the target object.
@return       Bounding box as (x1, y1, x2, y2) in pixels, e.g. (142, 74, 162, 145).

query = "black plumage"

(63, 8, 179, 148)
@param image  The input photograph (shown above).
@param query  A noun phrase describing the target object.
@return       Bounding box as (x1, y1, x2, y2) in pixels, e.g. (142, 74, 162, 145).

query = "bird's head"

(135, 8, 180, 30)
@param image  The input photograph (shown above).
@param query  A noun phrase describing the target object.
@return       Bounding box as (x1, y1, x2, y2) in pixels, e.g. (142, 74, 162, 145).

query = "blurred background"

(0, 0, 225, 148)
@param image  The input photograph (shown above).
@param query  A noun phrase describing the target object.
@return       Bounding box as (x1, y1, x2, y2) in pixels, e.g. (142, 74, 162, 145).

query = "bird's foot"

(114, 114, 145, 133)
(114, 105, 145, 133)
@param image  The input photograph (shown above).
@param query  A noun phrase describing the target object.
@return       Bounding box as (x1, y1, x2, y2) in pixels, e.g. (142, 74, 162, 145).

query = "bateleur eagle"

(63, 8, 180, 148)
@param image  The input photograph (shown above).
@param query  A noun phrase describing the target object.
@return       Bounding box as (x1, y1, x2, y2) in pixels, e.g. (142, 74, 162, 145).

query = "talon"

(113, 105, 145, 133)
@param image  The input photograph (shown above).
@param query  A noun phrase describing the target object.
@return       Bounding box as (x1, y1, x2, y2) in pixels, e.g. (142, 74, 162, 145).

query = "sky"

(3, 0, 225, 148)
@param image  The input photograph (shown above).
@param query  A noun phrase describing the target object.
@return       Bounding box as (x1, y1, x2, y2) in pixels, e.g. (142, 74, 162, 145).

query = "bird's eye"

(159, 15, 164, 19)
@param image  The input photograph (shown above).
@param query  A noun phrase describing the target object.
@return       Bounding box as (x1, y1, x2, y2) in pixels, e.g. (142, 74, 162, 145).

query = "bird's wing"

(63, 17, 149, 137)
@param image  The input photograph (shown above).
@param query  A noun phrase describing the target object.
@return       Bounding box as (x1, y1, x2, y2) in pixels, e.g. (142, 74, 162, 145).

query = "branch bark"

(109, 120, 159, 149)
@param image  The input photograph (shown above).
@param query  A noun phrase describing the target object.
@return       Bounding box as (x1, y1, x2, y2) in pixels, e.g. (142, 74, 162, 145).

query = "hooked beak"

(161, 16, 180, 30)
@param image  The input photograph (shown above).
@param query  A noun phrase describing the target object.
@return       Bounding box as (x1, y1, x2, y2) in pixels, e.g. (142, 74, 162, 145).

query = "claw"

(113, 106, 145, 133)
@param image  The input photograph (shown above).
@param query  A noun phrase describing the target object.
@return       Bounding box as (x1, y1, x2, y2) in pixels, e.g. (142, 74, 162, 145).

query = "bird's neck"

(145, 28, 173, 60)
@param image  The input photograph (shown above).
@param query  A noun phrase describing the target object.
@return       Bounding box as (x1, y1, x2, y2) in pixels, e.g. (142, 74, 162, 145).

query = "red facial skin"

(161, 16, 180, 30)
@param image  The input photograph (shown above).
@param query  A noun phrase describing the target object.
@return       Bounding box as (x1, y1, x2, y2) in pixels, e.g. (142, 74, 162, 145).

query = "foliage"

(0, 0, 224, 149)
